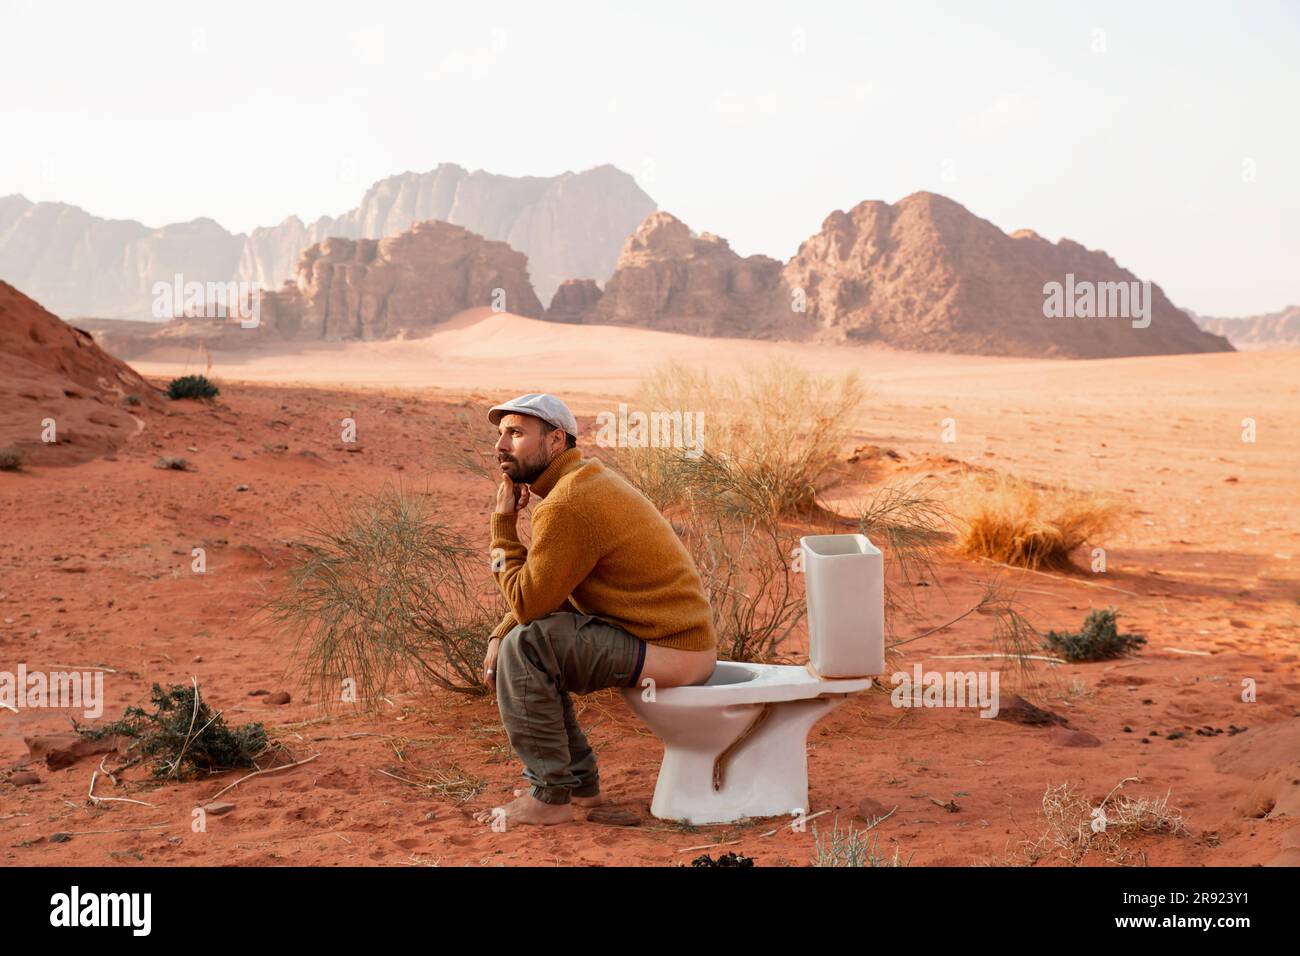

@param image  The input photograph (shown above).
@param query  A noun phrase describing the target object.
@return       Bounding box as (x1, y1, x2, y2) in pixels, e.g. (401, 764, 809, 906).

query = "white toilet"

(620, 534, 884, 824)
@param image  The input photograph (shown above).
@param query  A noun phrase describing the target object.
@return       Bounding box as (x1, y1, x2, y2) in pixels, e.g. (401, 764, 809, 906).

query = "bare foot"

(472, 792, 573, 827)
(514, 787, 602, 808)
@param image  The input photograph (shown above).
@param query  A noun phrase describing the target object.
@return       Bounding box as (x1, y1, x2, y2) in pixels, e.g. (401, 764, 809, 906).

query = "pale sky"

(2, 0, 1296, 315)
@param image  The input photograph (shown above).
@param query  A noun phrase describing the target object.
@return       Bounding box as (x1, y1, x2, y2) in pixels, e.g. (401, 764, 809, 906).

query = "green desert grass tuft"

(166, 373, 220, 400)
(955, 475, 1122, 571)
(1043, 607, 1147, 662)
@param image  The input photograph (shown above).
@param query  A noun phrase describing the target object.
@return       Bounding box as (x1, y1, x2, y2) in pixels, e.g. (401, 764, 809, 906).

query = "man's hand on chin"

(495, 473, 531, 515)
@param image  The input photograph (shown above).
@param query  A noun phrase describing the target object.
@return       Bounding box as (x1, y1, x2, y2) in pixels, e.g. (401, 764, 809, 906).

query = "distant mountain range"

(1187, 305, 1300, 350)
(0, 163, 655, 319)
(71, 189, 1233, 360)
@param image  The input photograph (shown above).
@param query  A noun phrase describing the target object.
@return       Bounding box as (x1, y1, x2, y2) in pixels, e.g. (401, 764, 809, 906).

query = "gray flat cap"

(487, 393, 578, 440)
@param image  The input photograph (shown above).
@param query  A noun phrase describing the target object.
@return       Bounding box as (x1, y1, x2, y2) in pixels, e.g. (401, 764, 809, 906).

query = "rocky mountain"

(547, 194, 1230, 358)
(0, 164, 654, 319)
(1189, 305, 1300, 350)
(548, 211, 796, 337)
(0, 282, 161, 466)
(259, 220, 542, 340)
(782, 192, 1231, 358)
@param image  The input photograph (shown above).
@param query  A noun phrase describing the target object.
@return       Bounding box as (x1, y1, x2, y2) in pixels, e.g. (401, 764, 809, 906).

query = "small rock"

(192, 655, 203, 663)
(10, 771, 41, 786)
(187, 445, 199, 453)
(25, 733, 120, 770)
(995, 695, 1070, 727)
(248, 688, 270, 696)
(1047, 728, 1102, 748)
(201, 801, 235, 817)
(154, 456, 191, 471)
(236, 484, 250, 492)
(263, 691, 291, 705)
(854, 796, 895, 825)
(585, 805, 640, 826)
(50, 832, 72, 844)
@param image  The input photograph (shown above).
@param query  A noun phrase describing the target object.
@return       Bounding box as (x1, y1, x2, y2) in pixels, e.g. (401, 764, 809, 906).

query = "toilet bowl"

(620, 662, 875, 824)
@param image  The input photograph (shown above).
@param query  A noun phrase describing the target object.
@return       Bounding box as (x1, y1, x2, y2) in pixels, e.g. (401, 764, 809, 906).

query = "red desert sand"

(2, 305, 1298, 866)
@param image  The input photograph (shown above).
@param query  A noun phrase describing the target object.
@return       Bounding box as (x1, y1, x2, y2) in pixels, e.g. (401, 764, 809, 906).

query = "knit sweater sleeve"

(491, 503, 599, 626)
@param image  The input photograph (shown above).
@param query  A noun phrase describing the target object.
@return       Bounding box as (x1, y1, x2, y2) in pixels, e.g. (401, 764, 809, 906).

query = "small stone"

(10, 771, 41, 786)
(1047, 728, 1102, 748)
(585, 805, 640, 826)
(248, 688, 269, 696)
(192, 655, 203, 663)
(854, 796, 894, 825)
(236, 484, 250, 492)
(263, 691, 291, 705)
(201, 801, 235, 817)
(50, 832, 72, 843)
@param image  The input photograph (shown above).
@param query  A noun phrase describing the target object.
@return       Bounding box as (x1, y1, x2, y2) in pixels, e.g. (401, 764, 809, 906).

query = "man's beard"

(499, 448, 553, 485)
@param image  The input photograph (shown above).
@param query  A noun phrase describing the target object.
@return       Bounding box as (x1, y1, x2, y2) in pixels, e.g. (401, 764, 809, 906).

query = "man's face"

(495, 413, 561, 484)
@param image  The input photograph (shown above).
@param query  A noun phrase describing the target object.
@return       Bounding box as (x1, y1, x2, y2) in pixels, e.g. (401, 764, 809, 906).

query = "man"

(472, 393, 717, 827)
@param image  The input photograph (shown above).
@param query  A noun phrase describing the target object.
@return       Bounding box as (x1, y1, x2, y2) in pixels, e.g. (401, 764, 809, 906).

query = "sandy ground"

(3, 311, 1298, 866)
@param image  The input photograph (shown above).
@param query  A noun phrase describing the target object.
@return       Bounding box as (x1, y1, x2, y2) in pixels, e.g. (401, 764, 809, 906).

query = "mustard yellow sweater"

(489, 447, 717, 652)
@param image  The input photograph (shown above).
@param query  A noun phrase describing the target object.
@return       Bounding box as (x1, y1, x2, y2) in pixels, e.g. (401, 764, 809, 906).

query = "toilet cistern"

(800, 533, 886, 679)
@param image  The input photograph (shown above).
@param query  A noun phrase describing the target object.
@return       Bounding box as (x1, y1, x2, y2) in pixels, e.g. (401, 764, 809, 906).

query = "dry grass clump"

(617, 359, 866, 518)
(669, 451, 806, 662)
(955, 475, 1122, 571)
(270, 483, 503, 703)
(811, 815, 913, 867)
(1022, 778, 1188, 866)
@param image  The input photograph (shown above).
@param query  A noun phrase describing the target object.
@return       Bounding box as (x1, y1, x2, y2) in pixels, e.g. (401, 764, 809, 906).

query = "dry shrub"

(955, 474, 1122, 571)
(602, 360, 863, 661)
(811, 815, 913, 867)
(851, 479, 1046, 689)
(639, 449, 806, 662)
(624, 359, 866, 518)
(269, 484, 503, 704)
(1022, 778, 1188, 866)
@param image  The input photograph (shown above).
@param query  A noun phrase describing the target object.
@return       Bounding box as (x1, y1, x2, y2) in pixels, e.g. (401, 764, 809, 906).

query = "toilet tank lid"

(800, 533, 881, 556)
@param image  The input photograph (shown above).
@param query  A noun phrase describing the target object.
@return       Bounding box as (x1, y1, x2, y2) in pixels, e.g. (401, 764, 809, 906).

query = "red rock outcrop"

(555, 212, 797, 337)
(0, 282, 161, 466)
(259, 220, 544, 340)
(546, 279, 603, 322)
(782, 192, 1231, 358)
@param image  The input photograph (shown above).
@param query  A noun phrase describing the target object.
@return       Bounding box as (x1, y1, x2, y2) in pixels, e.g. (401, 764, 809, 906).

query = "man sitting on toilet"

(472, 393, 718, 827)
